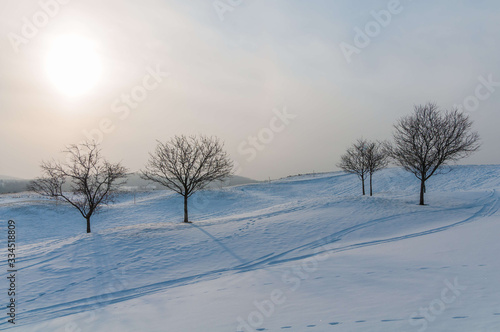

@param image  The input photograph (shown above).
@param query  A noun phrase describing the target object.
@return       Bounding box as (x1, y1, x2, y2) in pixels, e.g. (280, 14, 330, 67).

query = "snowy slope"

(1, 165, 499, 331)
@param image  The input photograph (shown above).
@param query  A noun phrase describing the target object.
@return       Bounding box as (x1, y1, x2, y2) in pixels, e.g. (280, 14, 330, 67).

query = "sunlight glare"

(45, 35, 102, 97)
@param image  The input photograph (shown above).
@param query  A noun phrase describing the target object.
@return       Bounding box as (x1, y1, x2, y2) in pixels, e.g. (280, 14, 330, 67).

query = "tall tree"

(141, 135, 233, 223)
(390, 103, 480, 205)
(338, 139, 370, 195)
(28, 141, 128, 233)
(365, 141, 390, 196)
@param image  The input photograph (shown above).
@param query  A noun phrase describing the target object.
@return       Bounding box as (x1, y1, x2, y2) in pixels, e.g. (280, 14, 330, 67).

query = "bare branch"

(141, 135, 233, 222)
(337, 139, 370, 195)
(28, 141, 128, 233)
(338, 139, 389, 196)
(390, 103, 481, 205)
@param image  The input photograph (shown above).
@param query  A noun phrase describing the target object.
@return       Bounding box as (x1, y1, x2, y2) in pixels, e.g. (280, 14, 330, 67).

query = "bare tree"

(338, 139, 369, 195)
(365, 141, 390, 196)
(28, 141, 128, 233)
(390, 103, 480, 205)
(141, 135, 233, 223)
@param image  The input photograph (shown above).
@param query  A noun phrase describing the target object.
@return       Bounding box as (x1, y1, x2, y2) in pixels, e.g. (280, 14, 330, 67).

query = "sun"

(45, 35, 102, 97)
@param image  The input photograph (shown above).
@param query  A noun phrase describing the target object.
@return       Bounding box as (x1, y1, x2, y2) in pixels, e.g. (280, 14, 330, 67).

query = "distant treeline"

(0, 174, 258, 194)
(0, 180, 30, 194)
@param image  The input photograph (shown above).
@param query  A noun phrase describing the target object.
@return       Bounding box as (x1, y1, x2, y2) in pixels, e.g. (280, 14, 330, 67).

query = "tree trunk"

(86, 217, 91, 233)
(183, 195, 189, 223)
(419, 179, 426, 205)
(362, 176, 366, 196)
(369, 173, 373, 197)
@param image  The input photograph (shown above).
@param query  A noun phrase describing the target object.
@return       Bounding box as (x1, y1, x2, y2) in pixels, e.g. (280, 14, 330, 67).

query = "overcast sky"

(1, 0, 499, 180)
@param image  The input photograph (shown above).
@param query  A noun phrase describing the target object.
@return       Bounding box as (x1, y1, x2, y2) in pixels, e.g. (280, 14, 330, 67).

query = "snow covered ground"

(1, 165, 499, 331)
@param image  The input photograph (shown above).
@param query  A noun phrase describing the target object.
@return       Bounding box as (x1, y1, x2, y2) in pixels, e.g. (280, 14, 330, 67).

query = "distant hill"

(0, 179, 30, 194)
(0, 173, 259, 194)
(0, 175, 25, 180)
(122, 173, 259, 190)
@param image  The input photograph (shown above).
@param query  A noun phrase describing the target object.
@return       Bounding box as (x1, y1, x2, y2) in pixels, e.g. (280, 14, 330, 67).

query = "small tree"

(365, 141, 389, 196)
(390, 103, 480, 205)
(28, 141, 128, 233)
(141, 135, 233, 223)
(338, 139, 369, 195)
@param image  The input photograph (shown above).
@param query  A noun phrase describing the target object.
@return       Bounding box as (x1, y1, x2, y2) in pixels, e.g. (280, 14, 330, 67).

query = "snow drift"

(1, 165, 499, 331)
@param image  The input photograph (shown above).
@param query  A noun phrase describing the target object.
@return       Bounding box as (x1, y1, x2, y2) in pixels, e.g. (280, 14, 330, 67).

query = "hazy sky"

(1, 0, 499, 180)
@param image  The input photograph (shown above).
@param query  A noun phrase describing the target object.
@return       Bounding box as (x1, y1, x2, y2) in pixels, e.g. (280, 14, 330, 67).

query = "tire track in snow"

(259, 190, 499, 268)
(4, 191, 498, 330)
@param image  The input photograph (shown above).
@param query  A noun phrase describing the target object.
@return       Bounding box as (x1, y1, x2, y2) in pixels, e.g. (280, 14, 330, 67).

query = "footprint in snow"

(256, 329, 266, 331)
(281, 327, 292, 329)
(329, 322, 340, 325)
(354, 320, 365, 323)
(452, 316, 468, 319)
(381, 319, 403, 322)
(494, 313, 500, 316)
(306, 325, 316, 327)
